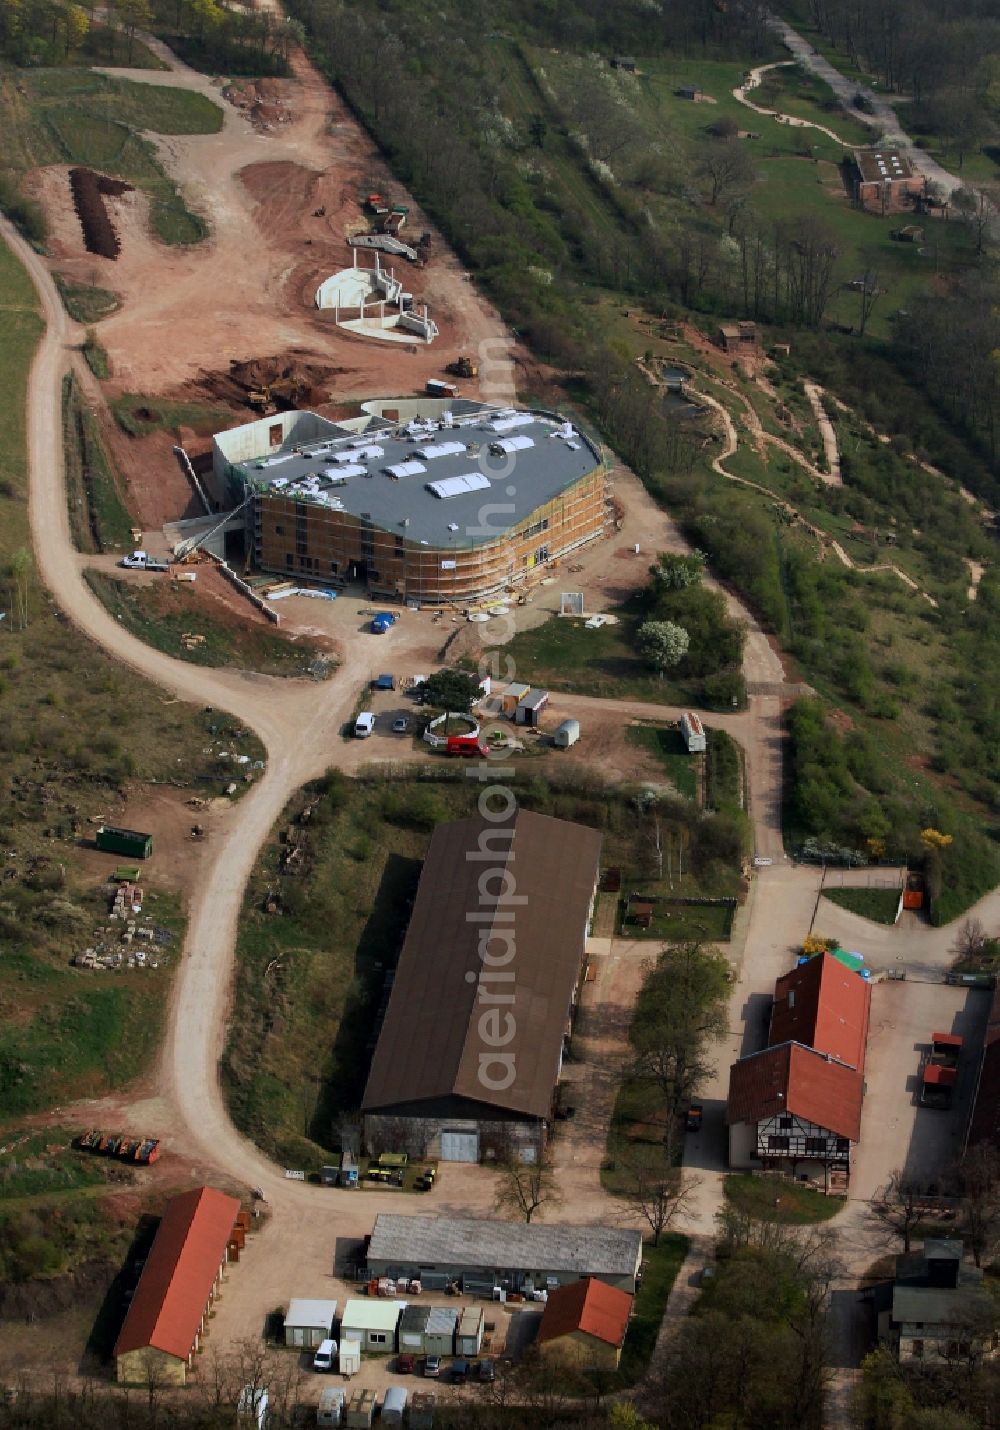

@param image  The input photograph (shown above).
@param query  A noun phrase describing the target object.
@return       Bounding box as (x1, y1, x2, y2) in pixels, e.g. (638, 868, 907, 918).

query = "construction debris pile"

(71, 879, 174, 971)
(222, 78, 293, 131)
(198, 353, 342, 412)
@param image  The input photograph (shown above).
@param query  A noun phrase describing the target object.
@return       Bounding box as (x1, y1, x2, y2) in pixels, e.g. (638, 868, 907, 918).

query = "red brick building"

(849, 149, 924, 214)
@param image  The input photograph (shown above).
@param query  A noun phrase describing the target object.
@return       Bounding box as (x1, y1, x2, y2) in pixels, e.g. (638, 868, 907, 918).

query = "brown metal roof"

(769, 952, 871, 1071)
(114, 1186, 241, 1363)
(726, 1041, 865, 1141)
(361, 810, 602, 1120)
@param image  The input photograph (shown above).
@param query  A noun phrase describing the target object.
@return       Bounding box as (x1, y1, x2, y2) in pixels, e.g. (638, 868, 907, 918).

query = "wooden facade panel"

(252, 471, 609, 604)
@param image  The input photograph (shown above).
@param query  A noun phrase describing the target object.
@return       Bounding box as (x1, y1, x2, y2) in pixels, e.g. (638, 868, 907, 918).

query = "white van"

(354, 712, 375, 738)
(313, 1338, 338, 1372)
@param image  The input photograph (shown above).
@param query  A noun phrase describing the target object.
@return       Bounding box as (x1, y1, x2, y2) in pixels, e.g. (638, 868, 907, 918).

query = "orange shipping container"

(903, 889, 924, 910)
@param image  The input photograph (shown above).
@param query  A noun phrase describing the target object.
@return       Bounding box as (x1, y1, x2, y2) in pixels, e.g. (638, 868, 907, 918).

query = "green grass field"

(86, 571, 332, 678)
(724, 1172, 845, 1223)
(111, 392, 236, 438)
(53, 274, 120, 323)
(821, 886, 900, 924)
(614, 1233, 689, 1386)
(1, 70, 222, 245)
(63, 374, 134, 553)
(627, 722, 699, 799)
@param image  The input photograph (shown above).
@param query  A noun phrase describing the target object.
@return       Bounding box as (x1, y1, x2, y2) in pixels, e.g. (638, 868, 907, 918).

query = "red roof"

(923, 1064, 957, 1087)
(537, 1277, 633, 1349)
(726, 1041, 865, 1141)
(114, 1187, 241, 1362)
(769, 953, 871, 1072)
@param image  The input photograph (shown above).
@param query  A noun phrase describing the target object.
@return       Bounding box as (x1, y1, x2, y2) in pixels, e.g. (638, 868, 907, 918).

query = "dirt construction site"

(35, 38, 514, 401)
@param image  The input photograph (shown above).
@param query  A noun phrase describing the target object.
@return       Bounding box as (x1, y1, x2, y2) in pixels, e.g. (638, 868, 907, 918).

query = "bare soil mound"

(195, 352, 346, 409)
(224, 78, 294, 131)
(69, 168, 133, 259)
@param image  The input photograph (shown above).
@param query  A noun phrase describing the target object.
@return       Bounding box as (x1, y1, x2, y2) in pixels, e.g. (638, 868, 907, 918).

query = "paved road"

(768, 12, 966, 197)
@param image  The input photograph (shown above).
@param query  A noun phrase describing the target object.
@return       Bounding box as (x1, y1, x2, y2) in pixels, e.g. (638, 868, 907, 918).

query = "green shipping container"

(96, 826, 153, 859)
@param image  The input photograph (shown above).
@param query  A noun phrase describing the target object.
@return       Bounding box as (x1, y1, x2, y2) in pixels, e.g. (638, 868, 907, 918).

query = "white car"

(313, 1338, 338, 1372)
(354, 712, 375, 738)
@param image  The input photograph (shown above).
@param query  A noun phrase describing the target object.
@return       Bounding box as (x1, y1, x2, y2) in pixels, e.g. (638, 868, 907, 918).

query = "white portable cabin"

(381, 1386, 408, 1427)
(316, 1387, 346, 1427)
(680, 711, 707, 753)
(553, 719, 580, 749)
(338, 1339, 362, 1376)
(455, 1306, 485, 1355)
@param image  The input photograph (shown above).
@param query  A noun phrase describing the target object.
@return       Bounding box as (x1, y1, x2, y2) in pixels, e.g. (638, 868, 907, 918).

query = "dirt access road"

(40, 34, 514, 403)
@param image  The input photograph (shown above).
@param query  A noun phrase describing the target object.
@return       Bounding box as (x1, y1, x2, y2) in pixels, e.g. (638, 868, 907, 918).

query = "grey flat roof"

(368, 1215, 642, 1278)
(892, 1284, 991, 1327)
(235, 404, 602, 549)
(285, 1297, 338, 1327)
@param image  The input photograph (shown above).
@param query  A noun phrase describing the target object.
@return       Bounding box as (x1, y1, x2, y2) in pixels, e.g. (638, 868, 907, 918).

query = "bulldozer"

(445, 356, 479, 379)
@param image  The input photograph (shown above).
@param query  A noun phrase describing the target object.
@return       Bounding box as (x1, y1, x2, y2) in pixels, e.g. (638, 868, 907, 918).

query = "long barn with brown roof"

(362, 809, 602, 1163)
(114, 1186, 241, 1385)
(726, 952, 871, 1192)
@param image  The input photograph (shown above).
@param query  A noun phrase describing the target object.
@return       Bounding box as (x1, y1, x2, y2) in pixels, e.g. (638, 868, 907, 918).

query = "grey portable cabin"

(398, 1304, 458, 1356)
(553, 719, 580, 749)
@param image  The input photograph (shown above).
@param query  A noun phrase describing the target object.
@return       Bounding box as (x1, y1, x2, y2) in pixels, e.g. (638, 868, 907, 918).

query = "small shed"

(455, 1306, 484, 1356)
(340, 1299, 405, 1353)
(680, 712, 706, 753)
(399, 1304, 458, 1356)
(339, 1339, 362, 1376)
(553, 719, 580, 749)
(410, 1392, 438, 1430)
(501, 681, 530, 716)
(374, 673, 395, 691)
(284, 1297, 338, 1349)
(515, 688, 549, 727)
(537, 1277, 633, 1371)
(317, 1386, 346, 1426)
(677, 84, 702, 100)
(892, 224, 924, 243)
(611, 55, 636, 72)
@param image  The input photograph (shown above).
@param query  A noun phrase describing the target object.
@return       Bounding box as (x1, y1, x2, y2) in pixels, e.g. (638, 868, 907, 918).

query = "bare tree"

(952, 917, 989, 963)
(696, 139, 757, 208)
(494, 1146, 560, 1224)
(620, 1155, 698, 1245)
(870, 1168, 923, 1253)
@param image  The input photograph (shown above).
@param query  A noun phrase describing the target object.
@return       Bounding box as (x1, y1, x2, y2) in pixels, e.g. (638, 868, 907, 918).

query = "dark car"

(477, 1359, 496, 1383)
(685, 1104, 703, 1132)
(451, 1358, 469, 1385)
(397, 1354, 415, 1375)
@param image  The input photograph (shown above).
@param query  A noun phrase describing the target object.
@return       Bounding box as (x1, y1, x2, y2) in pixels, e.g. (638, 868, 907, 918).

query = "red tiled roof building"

(114, 1186, 241, 1385)
(537, 1277, 634, 1370)
(726, 953, 871, 1189)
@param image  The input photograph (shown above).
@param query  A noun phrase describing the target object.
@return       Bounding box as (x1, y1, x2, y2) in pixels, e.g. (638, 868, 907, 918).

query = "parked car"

(423, 1356, 441, 1378)
(451, 1359, 469, 1385)
(392, 717, 410, 734)
(477, 1359, 495, 1383)
(396, 1354, 416, 1375)
(354, 712, 375, 738)
(685, 1104, 703, 1133)
(313, 1338, 338, 1372)
(119, 550, 168, 571)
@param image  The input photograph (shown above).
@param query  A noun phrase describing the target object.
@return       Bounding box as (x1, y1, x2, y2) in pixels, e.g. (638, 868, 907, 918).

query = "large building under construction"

(213, 400, 610, 605)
